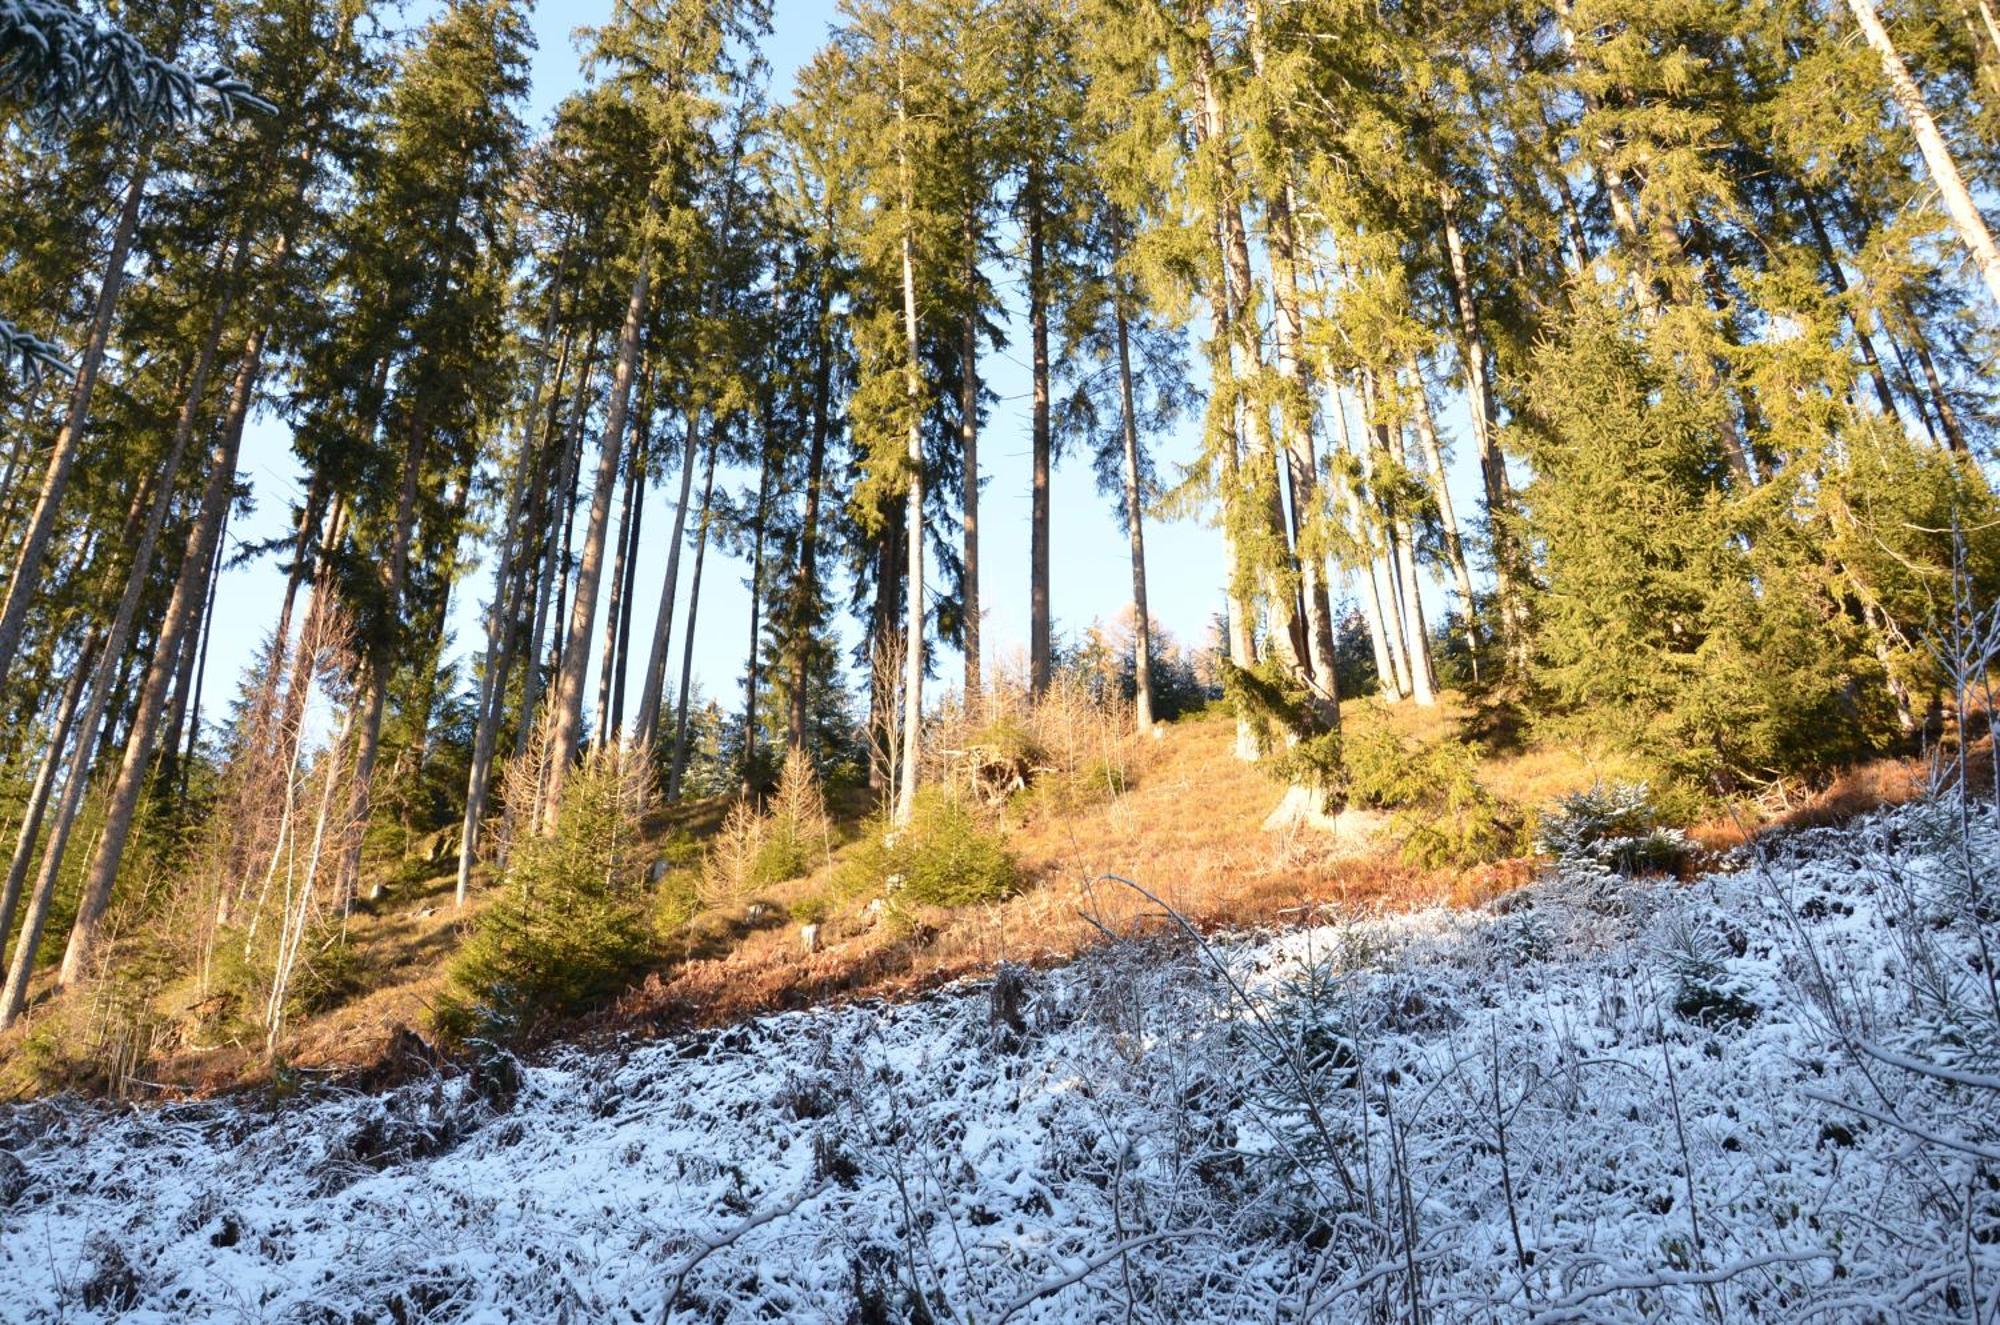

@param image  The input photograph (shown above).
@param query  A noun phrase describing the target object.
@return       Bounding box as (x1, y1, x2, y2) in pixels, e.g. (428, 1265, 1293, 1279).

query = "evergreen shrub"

(437, 746, 656, 1044)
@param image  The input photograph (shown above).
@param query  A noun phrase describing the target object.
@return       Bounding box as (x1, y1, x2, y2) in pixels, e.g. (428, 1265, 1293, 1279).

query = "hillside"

(0, 692, 1933, 1099)
(1, 788, 1992, 1322)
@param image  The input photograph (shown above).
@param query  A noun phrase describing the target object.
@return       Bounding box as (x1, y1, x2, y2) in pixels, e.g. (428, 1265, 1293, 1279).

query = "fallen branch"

(1527, 1250, 1834, 1322)
(658, 1180, 827, 1324)
(993, 1230, 1197, 1324)
(1857, 1041, 2000, 1092)
(1803, 1089, 2000, 1161)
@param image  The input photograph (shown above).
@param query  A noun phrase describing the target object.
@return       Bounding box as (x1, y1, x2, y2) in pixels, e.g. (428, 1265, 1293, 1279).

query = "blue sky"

(211, 0, 1471, 748)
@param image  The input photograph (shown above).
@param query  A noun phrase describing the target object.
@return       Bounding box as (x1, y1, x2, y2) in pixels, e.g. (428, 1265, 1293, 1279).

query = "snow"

(2, 795, 1996, 1322)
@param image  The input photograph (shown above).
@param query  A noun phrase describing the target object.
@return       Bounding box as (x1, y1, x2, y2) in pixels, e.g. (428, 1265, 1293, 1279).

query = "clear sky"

(210, 0, 1473, 751)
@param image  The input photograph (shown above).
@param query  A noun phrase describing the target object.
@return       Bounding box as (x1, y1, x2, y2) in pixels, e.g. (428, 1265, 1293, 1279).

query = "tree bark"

(667, 436, 719, 802)
(1406, 359, 1480, 656)
(0, 149, 153, 694)
(40, 274, 267, 1001)
(542, 242, 651, 828)
(456, 305, 569, 905)
(340, 412, 422, 907)
(594, 382, 646, 751)
(1027, 165, 1053, 699)
(517, 338, 596, 760)
(1438, 192, 1527, 661)
(635, 407, 701, 748)
(741, 434, 773, 785)
(1847, 0, 2000, 312)
(894, 74, 926, 827)
(1331, 387, 1401, 701)
(960, 234, 982, 702)
(1113, 301, 1155, 735)
(0, 641, 89, 971)
(787, 281, 834, 757)
(1247, 0, 1338, 725)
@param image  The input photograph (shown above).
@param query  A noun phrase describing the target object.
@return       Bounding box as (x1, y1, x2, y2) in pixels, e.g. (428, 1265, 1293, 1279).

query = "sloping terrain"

(0, 793, 1994, 1322)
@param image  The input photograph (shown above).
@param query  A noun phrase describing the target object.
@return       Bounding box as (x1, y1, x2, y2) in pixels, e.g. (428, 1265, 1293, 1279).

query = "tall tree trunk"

(960, 212, 982, 703)
(1385, 421, 1438, 708)
(1027, 166, 1053, 699)
(1406, 359, 1479, 658)
(1847, 0, 2000, 312)
(1198, 34, 1307, 689)
(1798, 187, 1904, 422)
(176, 525, 222, 804)
(1247, 0, 1338, 725)
(43, 273, 270, 999)
(1331, 387, 1401, 701)
(1894, 301, 1972, 452)
(543, 247, 652, 827)
(340, 419, 422, 907)
(635, 408, 701, 747)
(867, 508, 904, 796)
(455, 306, 569, 905)
(742, 435, 773, 786)
(519, 338, 597, 758)
(1113, 301, 1155, 735)
(894, 77, 926, 827)
(0, 149, 152, 694)
(159, 506, 228, 801)
(594, 384, 646, 752)
(0, 641, 90, 968)
(1188, 44, 1260, 761)
(1355, 376, 1415, 699)
(667, 436, 719, 802)
(787, 284, 834, 757)
(1438, 192, 1527, 661)
(608, 392, 649, 744)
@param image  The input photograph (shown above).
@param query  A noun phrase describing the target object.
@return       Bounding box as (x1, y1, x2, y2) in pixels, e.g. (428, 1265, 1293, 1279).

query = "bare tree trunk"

(635, 407, 701, 748)
(787, 282, 834, 757)
(542, 243, 651, 827)
(594, 384, 646, 752)
(456, 307, 569, 905)
(1027, 166, 1053, 699)
(1386, 421, 1438, 708)
(1438, 194, 1527, 662)
(1189, 47, 1260, 761)
(43, 274, 270, 1000)
(960, 203, 982, 703)
(1797, 187, 1904, 422)
(0, 149, 153, 693)
(867, 511, 903, 796)
(518, 338, 597, 759)
(894, 77, 925, 827)
(1894, 300, 1972, 453)
(1247, 0, 1338, 725)
(0, 643, 90, 964)
(1847, 0, 2000, 312)
(1114, 301, 1155, 735)
(159, 507, 227, 800)
(1407, 359, 1480, 657)
(667, 436, 719, 801)
(742, 436, 773, 785)
(340, 417, 421, 907)
(1199, 35, 1307, 691)
(1331, 387, 1401, 701)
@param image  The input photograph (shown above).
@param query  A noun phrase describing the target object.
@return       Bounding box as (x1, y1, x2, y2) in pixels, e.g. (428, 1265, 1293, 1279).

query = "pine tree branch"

(0, 1, 274, 134)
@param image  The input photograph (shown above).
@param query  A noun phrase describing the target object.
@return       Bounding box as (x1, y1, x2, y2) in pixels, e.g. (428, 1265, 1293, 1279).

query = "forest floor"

(12, 688, 1939, 1102)
(0, 786, 1992, 1322)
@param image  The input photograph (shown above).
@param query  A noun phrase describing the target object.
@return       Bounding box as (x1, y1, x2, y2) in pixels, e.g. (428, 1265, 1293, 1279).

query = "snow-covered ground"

(2, 795, 1996, 1323)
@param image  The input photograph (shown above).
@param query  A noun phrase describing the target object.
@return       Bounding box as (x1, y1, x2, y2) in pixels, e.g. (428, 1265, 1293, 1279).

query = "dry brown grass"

(3, 691, 1956, 1098)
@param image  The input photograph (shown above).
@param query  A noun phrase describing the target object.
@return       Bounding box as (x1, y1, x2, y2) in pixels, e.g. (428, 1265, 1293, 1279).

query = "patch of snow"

(2, 796, 1996, 1322)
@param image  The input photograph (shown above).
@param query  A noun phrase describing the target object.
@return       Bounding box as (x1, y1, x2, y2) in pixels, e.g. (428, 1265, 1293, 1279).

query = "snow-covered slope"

(2, 796, 1995, 1323)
